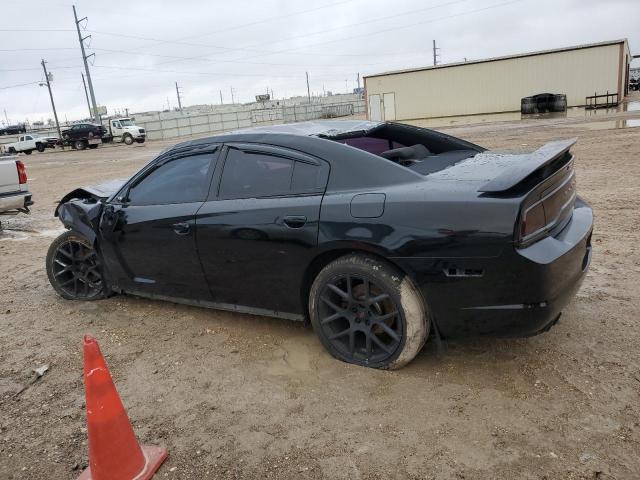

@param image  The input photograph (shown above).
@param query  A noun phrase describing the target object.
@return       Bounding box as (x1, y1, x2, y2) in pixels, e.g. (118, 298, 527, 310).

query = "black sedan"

(61, 123, 106, 149)
(46, 120, 593, 369)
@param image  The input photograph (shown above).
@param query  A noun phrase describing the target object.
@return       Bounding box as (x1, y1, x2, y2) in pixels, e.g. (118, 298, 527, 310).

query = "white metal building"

(364, 39, 632, 121)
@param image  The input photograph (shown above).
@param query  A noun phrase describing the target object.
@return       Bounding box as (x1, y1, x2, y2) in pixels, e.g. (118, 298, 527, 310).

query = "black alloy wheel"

(46, 231, 105, 300)
(309, 254, 429, 369)
(317, 273, 404, 365)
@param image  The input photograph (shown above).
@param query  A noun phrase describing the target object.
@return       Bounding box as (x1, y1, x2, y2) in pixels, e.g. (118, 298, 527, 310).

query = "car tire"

(123, 134, 134, 145)
(23, 149, 32, 155)
(74, 140, 87, 150)
(36, 143, 45, 152)
(135, 138, 145, 144)
(46, 231, 107, 301)
(309, 254, 429, 369)
(88, 144, 99, 149)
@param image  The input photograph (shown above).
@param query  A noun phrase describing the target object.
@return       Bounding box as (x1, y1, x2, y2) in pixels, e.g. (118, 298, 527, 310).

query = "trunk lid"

(427, 139, 577, 246)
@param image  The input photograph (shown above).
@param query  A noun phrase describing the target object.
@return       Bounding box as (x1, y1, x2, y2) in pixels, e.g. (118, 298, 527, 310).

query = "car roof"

(228, 120, 383, 138)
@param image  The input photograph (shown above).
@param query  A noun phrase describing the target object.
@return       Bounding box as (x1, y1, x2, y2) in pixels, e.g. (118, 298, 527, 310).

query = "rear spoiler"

(478, 138, 576, 193)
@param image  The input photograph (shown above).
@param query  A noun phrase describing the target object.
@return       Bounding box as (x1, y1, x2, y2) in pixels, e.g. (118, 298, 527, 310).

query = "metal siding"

(366, 44, 621, 120)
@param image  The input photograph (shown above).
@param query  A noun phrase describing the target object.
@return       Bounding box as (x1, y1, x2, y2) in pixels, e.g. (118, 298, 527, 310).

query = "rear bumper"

(0, 191, 33, 214)
(401, 198, 593, 337)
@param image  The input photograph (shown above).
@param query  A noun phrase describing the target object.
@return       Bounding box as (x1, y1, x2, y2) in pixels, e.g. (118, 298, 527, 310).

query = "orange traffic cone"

(78, 335, 168, 480)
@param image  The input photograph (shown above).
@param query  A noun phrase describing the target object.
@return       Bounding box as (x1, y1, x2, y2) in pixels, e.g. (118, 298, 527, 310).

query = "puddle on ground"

(562, 118, 640, 130)
(403, 101, 640, 128)
(620, 101, 640, 112)
(0, 227, 65, 241)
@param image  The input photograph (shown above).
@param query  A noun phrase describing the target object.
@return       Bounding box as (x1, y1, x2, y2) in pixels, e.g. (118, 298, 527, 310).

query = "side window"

(291, 160, 329, 194)
(25, 135, 32, 141)
(127, 153, 214, 205)
(219, 149, 294, 200)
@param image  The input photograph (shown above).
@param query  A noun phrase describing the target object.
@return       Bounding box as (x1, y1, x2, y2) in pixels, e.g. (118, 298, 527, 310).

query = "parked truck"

(1, 134, 58, 155)
(0, 155, 32, 221)
(103, 118, 146, 145)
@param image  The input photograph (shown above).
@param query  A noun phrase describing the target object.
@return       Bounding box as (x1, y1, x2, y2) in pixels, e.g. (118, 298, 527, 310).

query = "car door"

(99, 146, 220, 299)
(196, 143, 330, 316)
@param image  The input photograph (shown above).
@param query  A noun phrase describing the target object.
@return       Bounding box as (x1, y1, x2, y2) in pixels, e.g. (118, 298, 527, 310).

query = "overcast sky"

(1, 0, 638, 124)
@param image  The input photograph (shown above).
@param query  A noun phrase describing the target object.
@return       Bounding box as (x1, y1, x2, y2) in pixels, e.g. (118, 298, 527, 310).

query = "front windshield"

(119, 119, 133, 126)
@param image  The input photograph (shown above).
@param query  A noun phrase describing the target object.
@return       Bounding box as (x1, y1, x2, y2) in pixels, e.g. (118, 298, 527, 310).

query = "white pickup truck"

(104, 118, 146, 145)
(2, 134, 57, 155)
(0, 155, 33, 218)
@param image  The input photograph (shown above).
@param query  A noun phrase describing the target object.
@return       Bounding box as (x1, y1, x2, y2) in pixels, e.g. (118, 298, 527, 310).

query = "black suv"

(61, 123, 107, 150)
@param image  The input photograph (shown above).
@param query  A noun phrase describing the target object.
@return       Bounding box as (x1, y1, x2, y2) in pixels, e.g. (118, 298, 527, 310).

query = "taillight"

(520, 203, 546, 238)
(518, 171, 576, 245)
(16, 160, 27, 184)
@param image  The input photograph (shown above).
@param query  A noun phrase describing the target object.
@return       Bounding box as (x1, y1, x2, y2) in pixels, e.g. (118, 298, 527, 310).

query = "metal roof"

(365, 39, 630, 79)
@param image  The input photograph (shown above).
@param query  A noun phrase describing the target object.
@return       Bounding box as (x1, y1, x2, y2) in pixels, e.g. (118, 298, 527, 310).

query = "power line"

(157, 0, 473, 67)
(0, 80, 40, 90)
(221, 0, 528, 65)
(103, 0, 358, 57)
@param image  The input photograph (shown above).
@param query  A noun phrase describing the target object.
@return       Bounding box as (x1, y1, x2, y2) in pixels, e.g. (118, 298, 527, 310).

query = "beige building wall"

(365, 43, 626, 121)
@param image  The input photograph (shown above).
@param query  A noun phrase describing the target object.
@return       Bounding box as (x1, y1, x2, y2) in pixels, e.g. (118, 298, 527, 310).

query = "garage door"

(368, 94, 382, 121)
(383, 92, 396, 121)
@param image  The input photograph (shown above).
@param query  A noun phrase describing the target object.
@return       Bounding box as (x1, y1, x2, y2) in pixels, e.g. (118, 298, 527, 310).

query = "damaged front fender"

(56, 198, 104, 244)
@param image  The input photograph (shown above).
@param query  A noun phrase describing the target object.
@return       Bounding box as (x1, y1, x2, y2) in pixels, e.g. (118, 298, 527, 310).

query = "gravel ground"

(1, 99, 640, 479)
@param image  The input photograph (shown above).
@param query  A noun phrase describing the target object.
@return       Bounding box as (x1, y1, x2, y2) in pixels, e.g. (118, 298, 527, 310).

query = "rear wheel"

(46, 231, 106, 300)
(36, 143, 45, 152)
(309, 254, 429, 369)
(74, 140, 87, 150)
(88, 144, 99, 149)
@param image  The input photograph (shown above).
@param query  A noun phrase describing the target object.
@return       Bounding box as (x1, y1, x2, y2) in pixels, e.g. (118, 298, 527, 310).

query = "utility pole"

(306, 71, 311, 104)
(73, 5, 99, 123)
(40, 60, 63, 147)
(432, 40, 440, 66)
(3, 109, 8, 125)
(357, 72, 361, 90)
(230, 87, 235, 104)
(219, 90, 223, 105)
(175, 81, 183, 111)
(81, 73, 92, 119)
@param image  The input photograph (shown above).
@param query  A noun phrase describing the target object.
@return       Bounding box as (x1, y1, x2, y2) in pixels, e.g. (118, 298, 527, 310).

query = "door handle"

(283, 215, 307, 228)
(172, 222, 191, 235)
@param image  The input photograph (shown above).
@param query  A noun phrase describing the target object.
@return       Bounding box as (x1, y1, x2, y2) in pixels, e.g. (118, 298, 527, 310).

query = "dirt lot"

(1, 100, 640, 479)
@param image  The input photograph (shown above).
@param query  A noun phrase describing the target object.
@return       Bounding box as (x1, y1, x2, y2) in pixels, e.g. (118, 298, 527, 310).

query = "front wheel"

(123, 134, 134, 145)
(46, 231, 107, 300)
(23, 149, 32, 155)
(135, 138, 145, 144)
(309, 254, 429, 369)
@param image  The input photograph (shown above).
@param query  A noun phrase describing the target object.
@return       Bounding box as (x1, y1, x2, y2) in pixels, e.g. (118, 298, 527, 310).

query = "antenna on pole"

(73, 5, 100, 123)
(306, 71, 311, 104)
